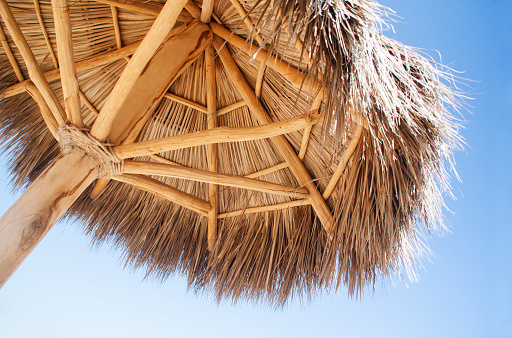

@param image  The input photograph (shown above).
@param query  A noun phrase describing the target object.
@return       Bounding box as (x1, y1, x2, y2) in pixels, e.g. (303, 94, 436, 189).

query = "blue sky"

(0, 1, 511, 337)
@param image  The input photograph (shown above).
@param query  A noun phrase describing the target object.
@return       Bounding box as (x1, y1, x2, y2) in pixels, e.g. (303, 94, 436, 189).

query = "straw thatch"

(0, 0, 463, 306)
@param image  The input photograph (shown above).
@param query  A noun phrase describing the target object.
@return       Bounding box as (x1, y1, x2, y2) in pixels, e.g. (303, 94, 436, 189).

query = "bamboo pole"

(52, 0, 83, 127)
(218, 198, 311, 219)
(213, 36, 334, 234)
(90, 0, 188, 142)
(245, 162, 288, 179)
(34, 0, 58, 69)
(113, 113, 321, 159)
(205, 45, 218, 250)
(0, 40, 141, 99)
(164, 93, 208, 114)
(323, 124, 363, 199)
(0, 150, 98, 288)
(123, 161, 309, 199)
(25, 81, 60, 140)
(0, 23, 23, 81)
(0, 0, 66, 125)
(217, 100, 245, 116)
(112, 174, 211, 216)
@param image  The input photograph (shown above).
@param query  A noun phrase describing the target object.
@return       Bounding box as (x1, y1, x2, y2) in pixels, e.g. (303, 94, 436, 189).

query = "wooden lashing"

(212, 37, 334, 235)
(90, 0, 188, 142)
(0, 0, 66, 125)
(34, 0, 58, 68)
(52, 0, 83, 127)
(0, 23, 23, 81)
(205, 45, 218, 250)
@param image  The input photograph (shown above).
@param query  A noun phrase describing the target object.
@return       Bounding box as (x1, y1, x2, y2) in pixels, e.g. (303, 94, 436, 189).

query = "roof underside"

(0, 0, 462, 305)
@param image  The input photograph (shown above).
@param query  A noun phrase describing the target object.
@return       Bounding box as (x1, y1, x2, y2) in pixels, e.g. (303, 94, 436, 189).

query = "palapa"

(0, 0, 463, 306)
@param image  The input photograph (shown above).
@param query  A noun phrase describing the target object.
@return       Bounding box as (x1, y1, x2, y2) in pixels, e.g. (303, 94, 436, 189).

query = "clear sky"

(0, 1, 511, 337)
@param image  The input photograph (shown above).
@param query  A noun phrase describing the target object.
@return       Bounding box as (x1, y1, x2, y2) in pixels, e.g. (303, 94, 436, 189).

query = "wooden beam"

(113, 113, 322, 159)
(205, 45, 217, 250)
(79, 90, 99, 116)
(0, 149, 98, 288)
(90, 0, 188, 142)
(200, 0, 213, 23)
(245, 162, 288, 179)
(298, 100, 322, 160)
(52, 0, 83, 127)
(0, 0, 66, 125)
(217, 100, 245, 116)
(164, 93, 208, 114)
(228, 0, 263, 45)
(184, 1, 201, 19)
(89, 22, 212, 199)
(210, 22, 308, 90)
(213, 36, 335, 234)
(123, 161, 309, 199)
(95, 0, 193, 22)
(218, 198, 311, 219)
(0, 40, 141, 99)
(0, 23, 23, 81)
(34, 0, 58, 69)
(322, 124, 363, 199)
(25, 81, 59, 140)
(112, 174, 211, 216)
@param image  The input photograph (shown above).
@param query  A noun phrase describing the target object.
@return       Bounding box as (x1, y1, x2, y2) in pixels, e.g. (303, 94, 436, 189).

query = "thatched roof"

(0, 0, 462, 306)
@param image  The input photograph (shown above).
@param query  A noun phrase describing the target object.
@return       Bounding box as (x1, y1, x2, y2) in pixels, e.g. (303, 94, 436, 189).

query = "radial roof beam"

(0, 0, 65, 125)
(90, 0, 189, 142)
(0, 24, 23, 81)
(213, 36, 334, 235)
(205, 45, 218, 250)
(201, 0, 213, 23)
(52, 0, 83, 127)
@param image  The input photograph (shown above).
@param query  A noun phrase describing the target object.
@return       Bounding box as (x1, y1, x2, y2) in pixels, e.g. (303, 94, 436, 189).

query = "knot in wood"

(58, 123, 123, 178)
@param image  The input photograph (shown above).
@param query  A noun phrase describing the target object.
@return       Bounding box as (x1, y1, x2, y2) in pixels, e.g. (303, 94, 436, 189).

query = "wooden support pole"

(112, 174, 211, 216)
(113, 113, 321, 159)
(123, 161, 309, 199)
(0, 0, 66, 125)
(52, 0, 83, 127)
(90, 0, 188, 142)
(164, 93, 208, 114)
(25, 81, 60, 140)
(0, 23, 23, 81)
(217, 100, 245, 116)
(34, 0, 58, 69)
(184, 1, 201, 19)
(218, 198, 311, 219)
(298, 99, 322, 160)
(205, 45, 218, 250)
(0, 150, 98, 288)
(213, 36, 334, 234)
(79, 90, 99, 116)
(200, 0, 213, 23)
(0, 40, 141, 99)
(322, 124, 363, 199)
